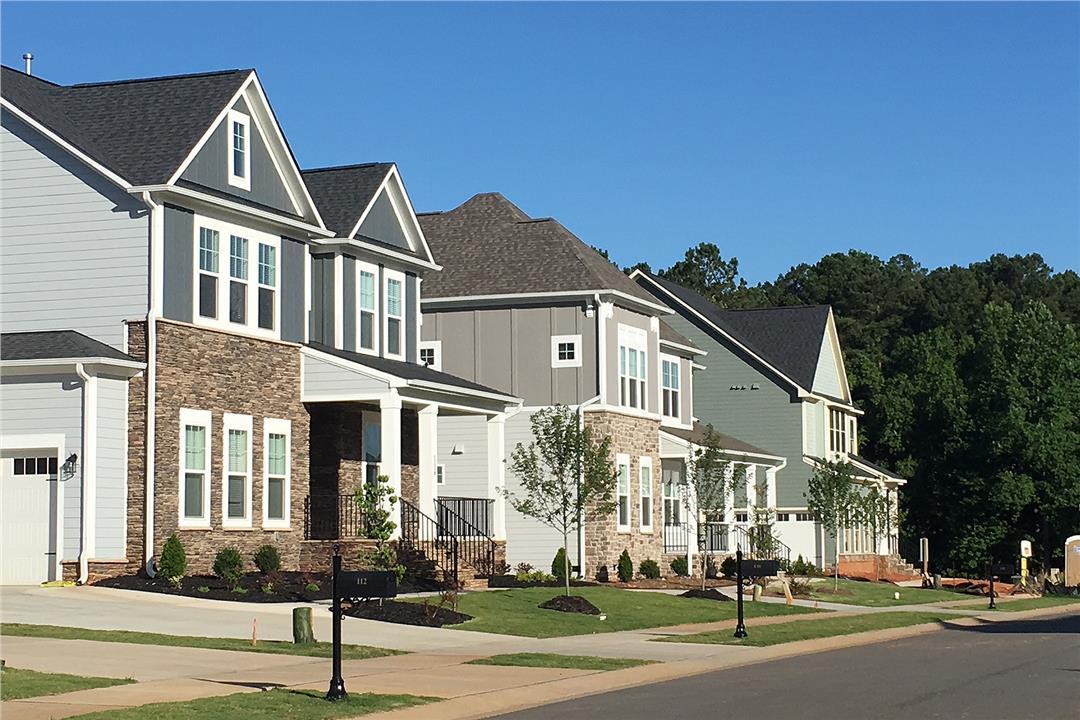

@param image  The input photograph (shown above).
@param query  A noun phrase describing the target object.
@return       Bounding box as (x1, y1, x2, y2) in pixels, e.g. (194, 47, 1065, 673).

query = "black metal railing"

(304, 493, 369, 540)
(665, 522, 731, 554)
(436, 497, 493, 537)
(663, 522, 689, 554)
(400, 498, 459, 587)
(436, 499, 498, 578)
(736, 524, 792, 564)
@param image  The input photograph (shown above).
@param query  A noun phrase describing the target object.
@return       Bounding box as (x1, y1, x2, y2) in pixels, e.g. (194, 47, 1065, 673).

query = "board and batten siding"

(1, 110, 148, 350)
(663, 313, 809, 507)
(422, 304, 598, 406)
(605, 306, 660, 414)
(0, 374, 84, 561)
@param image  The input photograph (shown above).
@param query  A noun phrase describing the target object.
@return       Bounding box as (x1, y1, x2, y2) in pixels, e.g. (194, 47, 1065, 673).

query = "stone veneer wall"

(582, 410, 663, 579)
(153, 320, 310, 573)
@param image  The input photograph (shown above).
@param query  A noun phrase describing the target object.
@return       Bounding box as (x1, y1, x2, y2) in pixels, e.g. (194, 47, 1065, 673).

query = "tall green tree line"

(632, 245, 1080, 575)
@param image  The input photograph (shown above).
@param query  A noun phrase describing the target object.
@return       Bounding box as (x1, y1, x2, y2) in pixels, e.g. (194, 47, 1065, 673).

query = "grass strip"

(75, 689, 433, 720)
(990, 596, 1080, 612)
(467, 653, 655, 671)
(0, 623, 400, 660)
(659, 611, 961, 646)
(807, 579, 964, 607)
(1, 666, 134, 701)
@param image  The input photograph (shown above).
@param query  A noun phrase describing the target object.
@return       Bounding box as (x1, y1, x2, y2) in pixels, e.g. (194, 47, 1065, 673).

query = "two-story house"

(417, 193, 787, 578)
(632, 270, 906, 574)
(0, 65, 517, 585)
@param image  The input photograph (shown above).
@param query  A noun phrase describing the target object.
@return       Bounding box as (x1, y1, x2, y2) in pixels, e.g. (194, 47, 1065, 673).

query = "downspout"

(74, 363, 97, 584)
(577, 394, 602, 578)
(142, 191, 162, 576)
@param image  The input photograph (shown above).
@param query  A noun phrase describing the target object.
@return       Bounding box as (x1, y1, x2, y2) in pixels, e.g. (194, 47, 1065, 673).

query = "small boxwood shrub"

(617, 549, 634, 582)
(158, 533, 187, 588)
(639, 558, 661, 579)
(253, 544, 281, 574)
(552, 547, 568, 581)
(670, 556, 689, 577)
(213, 547, 244, 591)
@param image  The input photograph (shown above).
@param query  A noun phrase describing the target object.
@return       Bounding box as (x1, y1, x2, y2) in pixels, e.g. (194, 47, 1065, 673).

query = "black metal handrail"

(436, 500, 497, 578)
(436, 497, 493, 537)
(666, 522, 731, 554)
(738, 523, 792, 564)
(304, 493, 369, 540)
(400, 498, 460, 587)
(663, 522, 689, 554)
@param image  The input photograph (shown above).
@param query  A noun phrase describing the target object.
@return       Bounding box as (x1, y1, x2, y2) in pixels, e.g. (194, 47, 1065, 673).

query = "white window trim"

(618, 324, 648, 411)
(616, 452, 631, 533)
(436, 464, 446, 485)
(221, 413, 253, 529)
(639, 456, 653, 533)
(191, 214, 279, 341)
(256, 241, 278, 332)
(262, 417, 291, 529)
(419, 340, 442, 370)
(355, 260, 380, 355)
(383, 268, 406, 360)
(550, 334, 582, 368)
(178, 408, 212, 529)
(227, 109, 251, 191)
(660, 353, 681, 421)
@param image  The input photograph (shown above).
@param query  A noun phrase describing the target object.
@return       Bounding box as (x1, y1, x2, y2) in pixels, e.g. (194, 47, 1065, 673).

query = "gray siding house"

(0, 64, 517, 586)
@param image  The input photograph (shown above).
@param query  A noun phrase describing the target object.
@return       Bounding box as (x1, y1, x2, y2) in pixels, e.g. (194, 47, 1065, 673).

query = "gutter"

(142, 191, 162, 576)
(576, 393, 603, 578)
(74, 363, 97, 584)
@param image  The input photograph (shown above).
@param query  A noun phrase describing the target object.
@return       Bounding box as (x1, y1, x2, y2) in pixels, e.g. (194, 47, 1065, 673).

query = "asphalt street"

(495, 613, 1080, 720)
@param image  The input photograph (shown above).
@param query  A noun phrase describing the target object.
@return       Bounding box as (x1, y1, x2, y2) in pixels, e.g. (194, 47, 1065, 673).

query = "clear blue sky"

(3, 2, 1077, 282)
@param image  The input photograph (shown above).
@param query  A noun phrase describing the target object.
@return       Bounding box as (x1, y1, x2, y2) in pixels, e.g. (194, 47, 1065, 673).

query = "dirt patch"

(488, 576, 598, 589)
(611, 577, 735, 590)
(343, 599, 472, 627)
(679, 588, 733, 602)
(538, 595, 601, 615)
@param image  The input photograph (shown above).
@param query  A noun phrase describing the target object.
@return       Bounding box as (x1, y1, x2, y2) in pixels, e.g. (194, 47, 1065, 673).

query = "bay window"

(263, 418, 291, 528)
(223, 413, 252, 527)
(179, 409, 211, 527)
(384, 270, 404, 358)
(618, 325, 647, 410)
(616, 454, 630, 532)
(661, 356, 680, 420)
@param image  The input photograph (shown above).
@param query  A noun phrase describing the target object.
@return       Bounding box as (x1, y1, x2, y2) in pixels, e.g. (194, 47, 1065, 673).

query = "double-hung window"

(662, 466, 681, 525)
(639, 457, 653, 532)
(616, 454, 631, 532)
(229, 235, 249, 324)
(179, 409, 211, 527)
(618, 325, 648, 410)
(257, 243, 276, 330)
(263, 418, 291, 528)
(829, 408, 847, 456)
(661, 356, 680, 420)
(384, 270, 405, 358)
(357, 263, 378, 352)
(227, 110, 250, 190)
(198, 228, 220, 319)
(223, 413, 252, 527)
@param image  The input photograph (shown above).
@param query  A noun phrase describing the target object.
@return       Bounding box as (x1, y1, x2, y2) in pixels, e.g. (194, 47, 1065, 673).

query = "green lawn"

(1, 666, 134, 700)
(990, 596, 1080, 612)
(467, 653, 655, 671)
(76, 689, 432, 720)
(807, 579, 963, 607)
(0, 624, 400, 661)
(661, 611, 960, 647)
(434, 587, 817, 638)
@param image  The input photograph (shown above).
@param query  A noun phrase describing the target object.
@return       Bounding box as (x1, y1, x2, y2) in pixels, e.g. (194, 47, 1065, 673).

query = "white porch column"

(487, 413, 507, 540)
(417, 404, 439, 518)
(765, 466, 778, 513)
(723, 464, 736, 552)
(380, 392, 402, 538)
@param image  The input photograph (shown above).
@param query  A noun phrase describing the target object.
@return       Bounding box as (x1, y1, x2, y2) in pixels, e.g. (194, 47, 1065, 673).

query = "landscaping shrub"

(596, 565, 610, 583)
(719, 556, 737, 578)
(671, 556, 689, 577)
(791, 555, 820, 577)
(213, 547, 244, 591)
(705, 556, 718, 579)
(617, 549, 634, 582)
(639, 558, 661, 579)
(253, 544, 281, 574)
(515, 562, 535, 575)
(552, 548, 568, 582)
(158, 534, 187, 588)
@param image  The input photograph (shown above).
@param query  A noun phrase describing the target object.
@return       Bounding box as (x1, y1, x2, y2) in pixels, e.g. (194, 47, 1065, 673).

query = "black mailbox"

(337, 570, 397, 599)
(740, 559, 780, 578)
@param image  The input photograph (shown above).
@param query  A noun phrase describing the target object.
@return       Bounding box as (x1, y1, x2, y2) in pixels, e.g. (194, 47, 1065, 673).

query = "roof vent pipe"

(22, 53, 33, 75)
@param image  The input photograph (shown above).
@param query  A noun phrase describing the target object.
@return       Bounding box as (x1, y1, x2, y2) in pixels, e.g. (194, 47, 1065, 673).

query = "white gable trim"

(347, 165, 437, 265)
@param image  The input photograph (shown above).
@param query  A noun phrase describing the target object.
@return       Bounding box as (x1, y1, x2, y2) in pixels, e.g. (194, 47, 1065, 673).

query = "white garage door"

(1, 455, 55, 585)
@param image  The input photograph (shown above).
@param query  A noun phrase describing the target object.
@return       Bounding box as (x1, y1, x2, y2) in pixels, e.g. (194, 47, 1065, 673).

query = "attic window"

(227, 110, 251, 191)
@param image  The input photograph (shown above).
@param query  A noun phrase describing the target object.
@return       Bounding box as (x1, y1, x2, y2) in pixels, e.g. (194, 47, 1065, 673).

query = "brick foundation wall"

(152, 320, 310, 573)
(298, 540, 381, 572)
(582, 411, 663, 580)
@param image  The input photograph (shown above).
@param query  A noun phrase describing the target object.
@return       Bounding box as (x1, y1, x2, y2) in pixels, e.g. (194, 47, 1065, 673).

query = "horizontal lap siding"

(1, 112, 147, 350)
(301, 354, 389, 401)
(95, 377, 128, 559)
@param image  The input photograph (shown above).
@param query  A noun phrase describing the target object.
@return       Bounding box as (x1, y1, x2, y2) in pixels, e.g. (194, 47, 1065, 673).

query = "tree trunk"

(563, 532, 570, 597)
(292, 607, 315, 645)
(834, 512, 841, 591)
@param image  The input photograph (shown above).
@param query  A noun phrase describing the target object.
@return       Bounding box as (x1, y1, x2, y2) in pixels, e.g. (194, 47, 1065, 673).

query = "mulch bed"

(538, 595, 601, 615)
(94, 571, 333, 603)
(488, 576, 598, 589)
(609, 577, 735, 590)
(342, 599, 472, 627)
(679, 588, 733, 602)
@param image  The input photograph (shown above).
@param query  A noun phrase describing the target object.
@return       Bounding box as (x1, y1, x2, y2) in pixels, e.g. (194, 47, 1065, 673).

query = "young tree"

(504, 405, 618, 596)
(355, 473, 404, 581)
(805, 459, 860, 590)
(681, 426, 742, 590)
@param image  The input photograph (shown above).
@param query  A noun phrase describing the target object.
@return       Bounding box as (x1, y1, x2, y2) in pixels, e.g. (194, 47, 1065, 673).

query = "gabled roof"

(849, 454, 904, 482)
(663, 422, 782, 460)
(1, 65, 250, 186)
(634, 270, 832, 393)
(302, 163, 394, 237)
(659, 320, 702, 355)
(1, 330, 138, 363)
(418, 193, 664, 309)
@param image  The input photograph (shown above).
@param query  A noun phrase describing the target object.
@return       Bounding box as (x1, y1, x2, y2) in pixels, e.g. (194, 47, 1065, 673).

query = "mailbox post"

(733, 547, 747, 639)
(326, 545, 347, 701)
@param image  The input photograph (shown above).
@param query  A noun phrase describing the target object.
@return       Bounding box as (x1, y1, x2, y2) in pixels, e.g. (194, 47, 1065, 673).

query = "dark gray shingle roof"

(659, 321, 701, 354)
(301, 163, 393, 237)
(306, 343, 515, 399)
(637, 272, 830, 391)
(2, 65, 251, 186)
(850, 454, 903, 480)
(418, 193, 661, 306)
(1, 330, 137, 363)
(665, 422, 780, 458)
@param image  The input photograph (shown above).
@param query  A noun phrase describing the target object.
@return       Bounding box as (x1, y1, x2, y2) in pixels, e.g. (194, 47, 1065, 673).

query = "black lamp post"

(326, 544, 348, 701)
